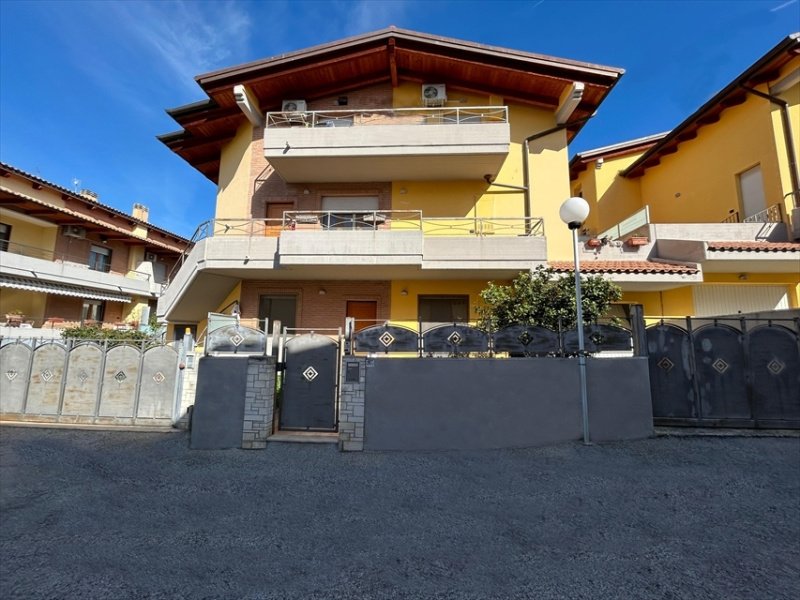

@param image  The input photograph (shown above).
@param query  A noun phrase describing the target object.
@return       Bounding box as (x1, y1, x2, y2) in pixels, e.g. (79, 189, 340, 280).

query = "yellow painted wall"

(0, 289, 47, 324)
(388, 279, 503, 326)
(0, 210, 58, 252)
(639, 94, 785, 224)
(0, 177, 66, 209)
(622, 287, 695, 319)
(770, 59, 800, 210)
(216, 120, 253, 220)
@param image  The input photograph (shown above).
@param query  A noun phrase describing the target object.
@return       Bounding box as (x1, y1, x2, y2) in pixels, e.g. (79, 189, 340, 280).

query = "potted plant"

(626, 236, 649, 247)
(4, 309, 25, 326)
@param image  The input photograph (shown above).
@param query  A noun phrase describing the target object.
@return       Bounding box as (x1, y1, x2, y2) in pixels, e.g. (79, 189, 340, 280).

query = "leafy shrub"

(477, 266, 622, 331)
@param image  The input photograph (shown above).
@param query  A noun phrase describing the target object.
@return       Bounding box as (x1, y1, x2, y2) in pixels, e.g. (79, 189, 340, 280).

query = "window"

(258, 295, 297, 334)
(418, 295, 469, 323)
(321, 196, 379, 230)
(81, 300, 105, 324)
(88, 244, 112, 272)
(0, 222, 10, 252)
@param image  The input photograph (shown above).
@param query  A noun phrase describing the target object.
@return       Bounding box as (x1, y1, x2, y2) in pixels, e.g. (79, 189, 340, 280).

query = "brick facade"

(240, 280, 390, 330)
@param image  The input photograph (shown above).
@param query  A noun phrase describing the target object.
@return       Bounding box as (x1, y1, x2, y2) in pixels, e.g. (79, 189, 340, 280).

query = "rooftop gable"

(161, 27, 624, 183)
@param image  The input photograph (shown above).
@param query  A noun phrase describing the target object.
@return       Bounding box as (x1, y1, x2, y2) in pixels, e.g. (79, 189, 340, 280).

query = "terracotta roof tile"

(549, 261, 699, 274)
(707, 241, 800, 252)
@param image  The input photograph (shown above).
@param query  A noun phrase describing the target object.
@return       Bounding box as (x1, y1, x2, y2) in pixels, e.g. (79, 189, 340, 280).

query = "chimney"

(80, 189, 99, 202)
(132, 203, 149, 222)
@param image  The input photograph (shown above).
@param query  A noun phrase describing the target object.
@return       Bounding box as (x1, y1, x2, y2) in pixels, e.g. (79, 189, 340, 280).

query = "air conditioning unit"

(421, 84, 447, 107)
(281, 99, 307, 113)
(145, 252, 157, 262)
(62, 225, 87, 239)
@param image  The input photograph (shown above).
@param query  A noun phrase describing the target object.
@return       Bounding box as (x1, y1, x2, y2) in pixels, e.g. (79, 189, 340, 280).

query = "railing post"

(630, 304, 647, 357)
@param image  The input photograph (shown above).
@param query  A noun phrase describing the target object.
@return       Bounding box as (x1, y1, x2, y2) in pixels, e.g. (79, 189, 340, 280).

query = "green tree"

(477, 266, 622, 331)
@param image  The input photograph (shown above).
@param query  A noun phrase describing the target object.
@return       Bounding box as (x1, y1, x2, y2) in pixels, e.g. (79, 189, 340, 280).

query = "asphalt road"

(1, 427, 798, 600)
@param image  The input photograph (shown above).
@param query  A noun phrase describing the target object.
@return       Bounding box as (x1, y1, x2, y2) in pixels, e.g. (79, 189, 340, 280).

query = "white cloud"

(770, 0, 797, 12)
(109, 0, 252, 92)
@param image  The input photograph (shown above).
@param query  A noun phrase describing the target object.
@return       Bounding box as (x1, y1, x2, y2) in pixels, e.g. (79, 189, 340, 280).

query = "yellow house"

(159, 27, 719, 335)
(0, 162, 188, 337)
(570, 33, 800, 318)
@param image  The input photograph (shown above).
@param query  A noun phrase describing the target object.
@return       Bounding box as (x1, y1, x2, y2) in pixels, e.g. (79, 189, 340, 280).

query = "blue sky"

(1, 0, 797, 238)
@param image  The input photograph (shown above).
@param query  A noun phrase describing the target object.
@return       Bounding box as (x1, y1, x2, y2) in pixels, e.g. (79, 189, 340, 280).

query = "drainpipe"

(522, 115, 593, 232)
(740, 85, 800, 210)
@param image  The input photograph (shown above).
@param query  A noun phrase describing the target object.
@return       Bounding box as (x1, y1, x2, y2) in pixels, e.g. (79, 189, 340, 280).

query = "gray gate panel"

(206, 324, 265, 355)
(0, 342, 32, 414)
(493, 325, 558, 356)
(422, 324, 488, 354)
(694, 325, 749, 420)
(98, 345, 140, 418)
(138, 346, 180, 419)
(26, 344, 67, 415)
(748, 326, 800, 422)
(62, 343, 103, 416)
(646, 325, 696, 418)
(281, 334, 338, 430)
(191, 356, 248, 449)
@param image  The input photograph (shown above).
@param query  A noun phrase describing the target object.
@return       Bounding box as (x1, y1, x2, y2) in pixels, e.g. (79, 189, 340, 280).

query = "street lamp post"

(559, 196, 591, 445)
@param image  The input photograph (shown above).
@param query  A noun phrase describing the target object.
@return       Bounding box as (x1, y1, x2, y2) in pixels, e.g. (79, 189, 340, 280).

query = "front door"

(346, 300, 377, 332)
(266, 203, 293, 236)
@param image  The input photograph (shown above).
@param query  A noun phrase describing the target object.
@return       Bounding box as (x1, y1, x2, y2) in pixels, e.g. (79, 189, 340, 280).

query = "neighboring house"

(570, 33, 800, 318)
(0, 162, 189, 336)
(159, 26, 688, 335)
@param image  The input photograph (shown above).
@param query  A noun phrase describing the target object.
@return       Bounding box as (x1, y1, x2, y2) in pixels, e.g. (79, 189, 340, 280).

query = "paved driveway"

(1, 427, 798, 599)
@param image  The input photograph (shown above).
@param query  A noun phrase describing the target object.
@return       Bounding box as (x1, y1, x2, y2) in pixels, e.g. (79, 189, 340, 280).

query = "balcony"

(0, 241, 156, 298)
(159, 212, 547, 322)
(263, 106, 510, 182)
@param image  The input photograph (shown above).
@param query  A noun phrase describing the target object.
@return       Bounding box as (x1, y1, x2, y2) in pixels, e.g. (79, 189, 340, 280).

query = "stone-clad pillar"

(241, 356, 276, 449)
(339, 357, 366, 451)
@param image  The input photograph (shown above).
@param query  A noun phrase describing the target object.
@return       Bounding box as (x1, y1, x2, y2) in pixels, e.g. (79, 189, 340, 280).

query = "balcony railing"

(721, 203, 784, 224)
(0, 241, 152, 281)
(168, 212, 544, 282)
(265, 106, 509, 129)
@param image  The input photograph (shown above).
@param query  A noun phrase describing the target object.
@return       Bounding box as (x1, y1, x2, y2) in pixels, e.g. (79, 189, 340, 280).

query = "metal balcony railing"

(0, 241, 152, 281)
(742, 203, 784, 224)
(720, 203, 784, 224)
(265, 106, 508, 128)
(167, 212, 545, 283)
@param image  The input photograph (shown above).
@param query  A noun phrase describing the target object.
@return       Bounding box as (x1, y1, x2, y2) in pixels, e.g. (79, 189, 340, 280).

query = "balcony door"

(266, 203, 292, 236)
(321, 196, 379, 230)
(737, 165, 766, 220)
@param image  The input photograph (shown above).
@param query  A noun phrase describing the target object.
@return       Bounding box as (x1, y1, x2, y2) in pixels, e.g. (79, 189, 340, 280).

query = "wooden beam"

(388, 38, 398, 88)
(31, 183, 43, 190)
(0, 169, 10, 178)
(696, 112, 721, 126)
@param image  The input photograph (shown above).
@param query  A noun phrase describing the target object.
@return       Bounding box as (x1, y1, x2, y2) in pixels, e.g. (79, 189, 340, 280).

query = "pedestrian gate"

(280, 331, 341, 431)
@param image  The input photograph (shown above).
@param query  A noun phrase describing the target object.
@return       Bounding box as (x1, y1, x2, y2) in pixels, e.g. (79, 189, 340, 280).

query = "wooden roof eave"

(622, 33, 800, 179)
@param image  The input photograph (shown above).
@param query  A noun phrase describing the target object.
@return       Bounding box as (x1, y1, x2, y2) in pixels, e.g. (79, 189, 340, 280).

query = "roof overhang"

(623, 33, 800, 179)
(161, 27, 624, 183)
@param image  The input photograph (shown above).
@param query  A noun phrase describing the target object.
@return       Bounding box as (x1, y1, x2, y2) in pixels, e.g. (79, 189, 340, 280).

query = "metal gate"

(280, 331, 341, 431)
(646, 318, 800, 428)
(0, 339, 182, 426)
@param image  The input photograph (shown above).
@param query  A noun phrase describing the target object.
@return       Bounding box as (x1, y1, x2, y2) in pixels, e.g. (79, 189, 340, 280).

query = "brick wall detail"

(339, 357, 365, 452)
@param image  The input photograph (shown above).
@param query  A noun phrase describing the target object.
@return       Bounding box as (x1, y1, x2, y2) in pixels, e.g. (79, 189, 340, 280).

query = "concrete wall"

(362, 357, 653, 451)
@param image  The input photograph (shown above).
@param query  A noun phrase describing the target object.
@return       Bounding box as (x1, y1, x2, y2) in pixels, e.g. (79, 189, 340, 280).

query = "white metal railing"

(742, 203, 784, 224)
(265, 106, 508, 128)
(599, 205, 650, 240)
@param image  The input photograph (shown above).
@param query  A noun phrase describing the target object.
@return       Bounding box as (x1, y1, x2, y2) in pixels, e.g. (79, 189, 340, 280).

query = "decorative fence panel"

(352, 321, 633, 357)
(646, 317, 800, 429)
(0, 339, 182, 426)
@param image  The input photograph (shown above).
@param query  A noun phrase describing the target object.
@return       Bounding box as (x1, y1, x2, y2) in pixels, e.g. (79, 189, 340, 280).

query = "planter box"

(626, 236, 649, 247)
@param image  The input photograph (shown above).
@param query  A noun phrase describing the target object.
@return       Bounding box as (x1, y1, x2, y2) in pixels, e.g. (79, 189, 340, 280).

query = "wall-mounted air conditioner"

(281, 99, 307, 113)
(62, 225, 87, 239)
(421, 84, 447, 107)
(145, 252, 158, 262)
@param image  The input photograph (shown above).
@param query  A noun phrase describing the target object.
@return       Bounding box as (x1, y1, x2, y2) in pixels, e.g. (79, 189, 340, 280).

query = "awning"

(0, 275, 133, 303)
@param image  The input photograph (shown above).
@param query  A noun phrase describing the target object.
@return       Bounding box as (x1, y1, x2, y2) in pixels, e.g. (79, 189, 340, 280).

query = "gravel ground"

(0, 427, 798, 600)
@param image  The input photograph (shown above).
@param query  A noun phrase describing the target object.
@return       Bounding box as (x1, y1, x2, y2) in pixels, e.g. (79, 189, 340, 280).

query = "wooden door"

(266, 203, 293, 236)
(346, 301, 377, 332)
